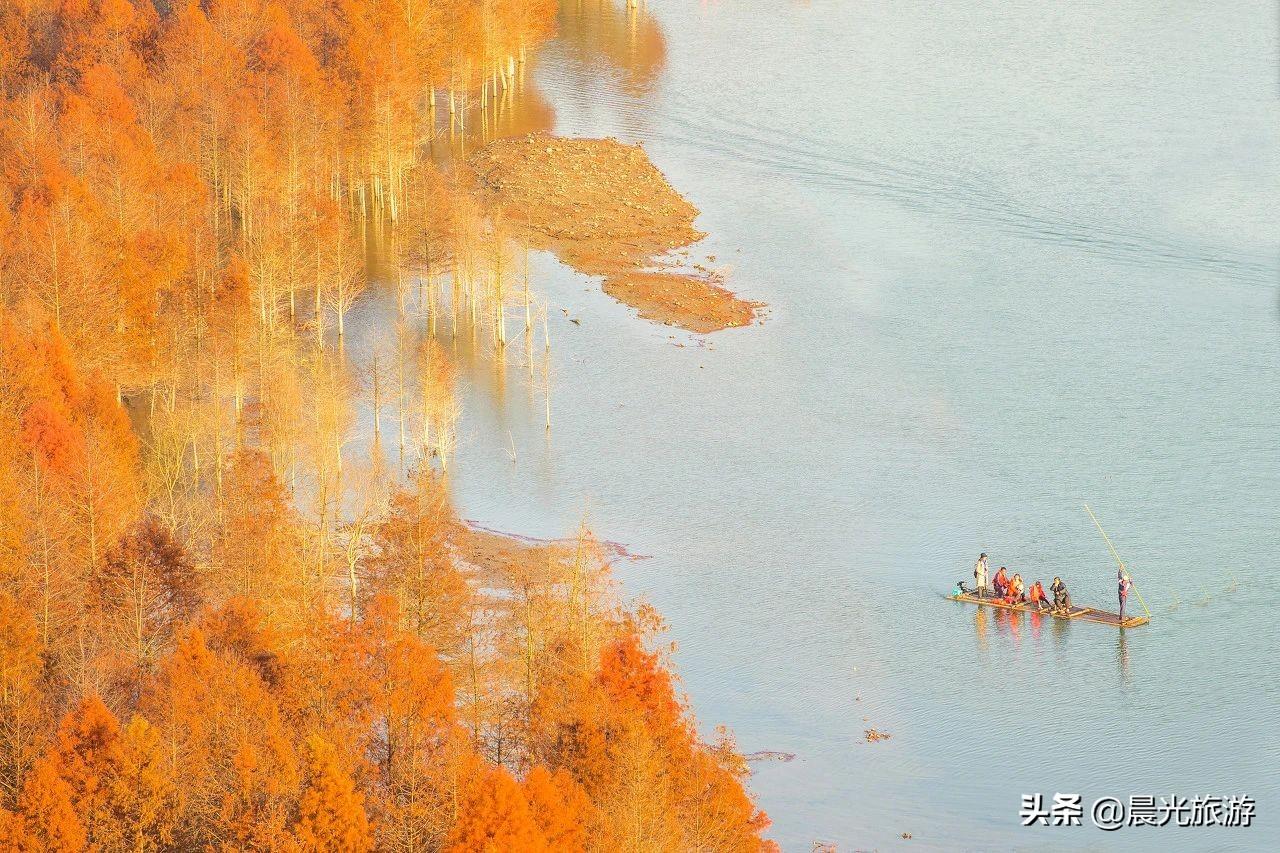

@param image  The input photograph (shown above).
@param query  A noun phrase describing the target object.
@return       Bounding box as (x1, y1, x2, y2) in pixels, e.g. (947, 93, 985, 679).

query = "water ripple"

(651, 95, 1277, 286)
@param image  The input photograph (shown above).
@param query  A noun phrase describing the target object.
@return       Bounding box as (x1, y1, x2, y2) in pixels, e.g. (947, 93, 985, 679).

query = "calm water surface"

(365, 1, 1280, 848)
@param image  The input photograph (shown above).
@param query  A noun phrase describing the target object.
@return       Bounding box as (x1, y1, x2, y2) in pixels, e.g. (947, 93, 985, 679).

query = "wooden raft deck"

(950, 592, 1149, 628)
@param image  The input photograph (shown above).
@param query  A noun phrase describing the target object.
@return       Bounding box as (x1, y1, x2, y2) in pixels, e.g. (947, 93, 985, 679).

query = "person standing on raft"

(974, 553, 990, 598)
(1118, 569, 1133, 622)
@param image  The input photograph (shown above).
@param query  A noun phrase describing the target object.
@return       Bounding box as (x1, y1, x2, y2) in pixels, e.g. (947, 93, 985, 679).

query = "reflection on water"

(412, 0, 665, 164)
(1027, 610, 1043, 643)
(423, 70, 556, 163)
(972, 605, 988, 652)
(1116, 629, 1130, 687)
(557, 0, 667, 96)
(998, 608, 1020, 647)
(1050, 609, 1070, 645)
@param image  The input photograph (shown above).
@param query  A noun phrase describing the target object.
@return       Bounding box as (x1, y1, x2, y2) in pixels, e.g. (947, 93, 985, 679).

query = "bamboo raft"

(950, 591, 1150, 628)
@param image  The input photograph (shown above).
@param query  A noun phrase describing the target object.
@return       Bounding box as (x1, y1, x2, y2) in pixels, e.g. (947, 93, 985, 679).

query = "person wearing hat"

(973, 552, 990, 598)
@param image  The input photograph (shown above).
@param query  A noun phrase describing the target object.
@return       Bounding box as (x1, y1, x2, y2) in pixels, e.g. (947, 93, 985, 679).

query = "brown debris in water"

(451, 520, 643, 597)
(603, 272, 755, 334)
(864, 728, 892, 743)
(451, 523, 546, 589)
(457, 520, 642, 569)
(468, 132, 761, 333)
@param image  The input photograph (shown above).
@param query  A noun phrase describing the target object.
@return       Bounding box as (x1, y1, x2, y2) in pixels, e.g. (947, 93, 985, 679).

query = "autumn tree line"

(0, 1, 773, 850)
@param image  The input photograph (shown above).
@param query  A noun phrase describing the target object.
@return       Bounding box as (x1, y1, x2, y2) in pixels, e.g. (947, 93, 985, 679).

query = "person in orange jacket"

(1028, 579, 1050, 611)
(992, 566, 1010, 598)
(1005, 573, 1026, 605)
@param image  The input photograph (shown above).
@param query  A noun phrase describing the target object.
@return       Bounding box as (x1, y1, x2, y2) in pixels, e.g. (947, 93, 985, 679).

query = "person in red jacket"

(992, 566, 1010, 598)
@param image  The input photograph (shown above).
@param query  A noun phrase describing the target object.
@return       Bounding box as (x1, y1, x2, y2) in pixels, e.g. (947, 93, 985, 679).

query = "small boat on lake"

(948, 589, 1149, 628)
(953, 505, 1153, 628)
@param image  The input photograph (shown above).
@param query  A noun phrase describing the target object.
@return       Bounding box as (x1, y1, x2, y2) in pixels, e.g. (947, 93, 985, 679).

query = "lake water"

(364, 1, 1280, 848)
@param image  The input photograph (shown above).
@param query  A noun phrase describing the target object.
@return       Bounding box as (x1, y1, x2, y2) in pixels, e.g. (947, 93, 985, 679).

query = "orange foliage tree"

(0, 594, 46, 810)
(522, 765, 592, 852)
(445, 765, 548, 853)
(366, 471, 469, 655)
(292, 734, 373, 852)
(0, 1, 772, 850)
(140, 629, 298, 850)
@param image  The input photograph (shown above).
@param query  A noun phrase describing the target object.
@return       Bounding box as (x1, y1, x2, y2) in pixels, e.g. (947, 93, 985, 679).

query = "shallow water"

(360, 1, 1280, 848)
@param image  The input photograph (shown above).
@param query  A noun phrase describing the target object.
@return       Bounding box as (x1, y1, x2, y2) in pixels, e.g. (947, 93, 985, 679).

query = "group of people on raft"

(969, 553, 1138, 619)
(969, 553, 1073, 614)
